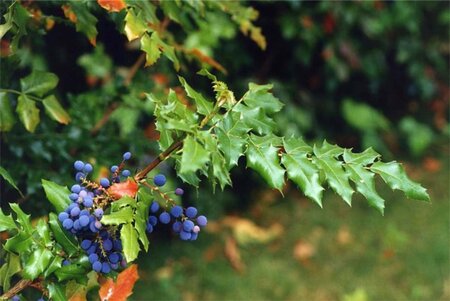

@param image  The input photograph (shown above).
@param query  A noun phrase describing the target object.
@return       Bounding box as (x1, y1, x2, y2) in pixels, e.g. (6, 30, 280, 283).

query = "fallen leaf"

(98, 264, 139, 301)
(97, 0, 126, 12)
(224, 236, 245, 273)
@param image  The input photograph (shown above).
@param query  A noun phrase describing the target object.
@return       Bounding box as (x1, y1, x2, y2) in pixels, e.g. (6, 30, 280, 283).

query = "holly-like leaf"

(101, 206, 134, 225)
(199, 132, 231, 190)
(243, 83, 283, 114)
(0, 208, 16, 232)
(281, 138, 324, 206)
(343, 148, 380, 166)
(20, 71, 59, 97)
(124, 8, 147, 41)
(141, 32, 161, 67)
(16, 94, 40, 133)
(0, 3, 14, 39)
(47, 282, 68, 301)
(246, 134, 285, 191)
(43, 95, 71, 125)
(179, 76, 214, 116)
(151, 32, 180, 70)
(313, 141, 354, 205)
(4, 231, 33, 253)
(135, 191, 151, 251)
(97, 0, 126, 12)
(9, 203, 32, 234)
(0, 253, 21, 291)
(370, 161, 430, 201)
(49, 213, 79, 256)
(236, 105, 277, 135)
(63, 3, 98, 46)
(0, 165, 23, 196)
(36, 219, 52, 247)
(110, 196, 137, 212)
(23, 246, 53, 280)
(42, 179, 71, 213)
(0, 92, 15, 132)
(43, 256, 63, 278)
(55, 256, 90, 283)
(120, 222, 139, 262)
(179, 135, 209, 182)
(98, 264, 139, 301)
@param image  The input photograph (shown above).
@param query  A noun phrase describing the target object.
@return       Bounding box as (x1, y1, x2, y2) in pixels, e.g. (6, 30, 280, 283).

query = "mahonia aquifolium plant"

(59, 152, 207, 275)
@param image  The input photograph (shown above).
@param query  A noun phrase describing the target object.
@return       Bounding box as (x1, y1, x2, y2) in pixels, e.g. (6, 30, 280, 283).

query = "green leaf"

(236, 105, 277, 135)
(36, 219, 52, 247)
(124, 8, 147, 41)
(243, 83, 283, 114)
(47, 282, 68, 301)
(281, 138, 324, 206)
(135, 190, 152, 252)
(179, 135, 209, 182)
(0, 4, 14, 39)
(48, 213, 79, 256)
(0, 208, 16, 232)
(69, 3, 98, 45)
(42, 179, 71, 213)
(343, 148, 380, 166)
(151, 32, 180, 70)
(179, 76, 214, 116)
(42, 95, 71, 125)
(55, 261, 89, 283)
(20, 71, 59, 97)
(313, 141, 354, 205)
(111, 196, 137, 212)
(0, 92, 15, 131)
(101, 206, 134, 225)
(121, 222, 139, 262)
(4, 231, 33, 253)
(0, 253, 21, 291)
(110, 106, 140, 137)
(141, 32, 161, 67)
(16, 94, 40, 133)
(341, 99, 390, 131)
(246, 134, 285, 191)
(9, 203, 32, 234)
(43, 256, 63, 278)
(23, 246, 53, 280)
(0, 165, 23, 197)
(370, 161, 430, 201)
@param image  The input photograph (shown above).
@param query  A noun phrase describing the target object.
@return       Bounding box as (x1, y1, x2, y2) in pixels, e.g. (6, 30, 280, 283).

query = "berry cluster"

(58, 152, 134, 274)
(146, 176, 208, 241)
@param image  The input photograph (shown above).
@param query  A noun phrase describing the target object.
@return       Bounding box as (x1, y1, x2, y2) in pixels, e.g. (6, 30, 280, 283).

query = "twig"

(124, 53, 146, 86)
(1, 279, 34, 300)
(90, 102, 119, 136)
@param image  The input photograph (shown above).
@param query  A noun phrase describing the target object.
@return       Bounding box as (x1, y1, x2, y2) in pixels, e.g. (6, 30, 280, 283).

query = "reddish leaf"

(99, 264, 139, 301)
(97, 0, 126, 12)
(188, 48, 227, 74)
(108, 179, 139, 199)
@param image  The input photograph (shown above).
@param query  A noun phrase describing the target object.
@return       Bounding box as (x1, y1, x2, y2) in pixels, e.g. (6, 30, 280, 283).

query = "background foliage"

(0, 0, 448, 300)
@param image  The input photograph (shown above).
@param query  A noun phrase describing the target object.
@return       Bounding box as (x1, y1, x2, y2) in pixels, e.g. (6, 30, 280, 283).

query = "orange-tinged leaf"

(108, 179, 138, 199)
(188, 48, 227, 74)
(99, 264, 139, 301)
(98, 0, 126, 12)
(62, 5, 77, 23)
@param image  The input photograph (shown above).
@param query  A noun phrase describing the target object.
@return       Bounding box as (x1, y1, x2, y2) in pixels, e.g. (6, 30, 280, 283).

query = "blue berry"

(83, 163, 93, 173)
(109, 253, 120, 264)
(58, 212, 69, 222)
(111, 263, 119, 270)
(101, 262, 111, 273)
(180, 230, 192, 240)
(175, 188, 184, 196)
(62, 259, 70, 266)
(71, 184, 81, 193)
(83, 197, 93, 207)
(81, 239, 92, 250)
(123, 152, 131, 160)
(197, 215, 207, 227)
(183, 220, 195, 232)
(100, 178, 110, 187)
(122, 169, 131, 177)
(146, 223, 153, 233)
(89, 253, 99, 263)
(80, 209, 89, 216)
(113, 240, 123, 251)
(73, 219, 81, 230)
(74, 160, 84, 171)
(150, 201, 159, 213)
(87, 245, 97, 255)
(111, 165, 118, 173)
(186, 207, 198, 218)
(154, 174, 166, 186)
(148, 215, 158, 226)
(75, 172, 85, 182)
(159, 212, 171, 224)
(94, 221, 102, 230)
(62, 219, 73, 230)
(103, 239, 113, 252)
(70, 206, 80, 217)
(37, 297, 45, 301)
(170, 206, 183, 218)
(89, 221, 98, 233)
(172, 221, 182, 233)
(79, 215, 90, 227)
(94, 208, 104, 219)
(190, 232, 198, 241)
(79, 190, 87, 198)
(69, 193, 79, 201)
(11, 295, 20, 301)
(92, 261, 102, 272)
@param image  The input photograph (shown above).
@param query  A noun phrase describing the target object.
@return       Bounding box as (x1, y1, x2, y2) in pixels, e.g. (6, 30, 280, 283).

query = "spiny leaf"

(179, 135, 209, 180)
(20, 71, 58, 97)
(63, 3, 98, 46)
(23, 246, 53, 280)
(246, 134, 285, 191)
(0, 165, 23, 196)
(370, 161, 430, 201)
(135, 190, 151, 251)
(4, 231, 33, 253)
(141, 32, 162, 67)
(124, 8, 147, 41)
(16, 94, 40, 133)
(281, 138, 324, 206)
(243, 83, 284, 114)
(9, 203, 32, 234)
(43, 95, 71, 125)
(49, 213, 79, 256)
(236, 105, 277, 135)
(121, 222, 139, 262)
(313, 141, 354, 205)
(43, 256, 63, 278)
(97, 0, 126, 12)
(42, 179, 71, 213)
(151, 32, 180, 70)
(47, 283, 68, 301)
(0, 253, 21, 291)
(0, 92, 15, 131)
(36, 218, 52, 247)
(199, 132, 231, 190)
(101, 206, 134, 225)
(179, 76, 214, 116)
(343, 148, 380, 165)
(0, 208, 16, 232)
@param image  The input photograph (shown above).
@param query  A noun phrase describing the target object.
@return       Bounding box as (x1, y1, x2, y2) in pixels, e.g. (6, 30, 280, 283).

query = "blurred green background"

(1, 1, 449, 300)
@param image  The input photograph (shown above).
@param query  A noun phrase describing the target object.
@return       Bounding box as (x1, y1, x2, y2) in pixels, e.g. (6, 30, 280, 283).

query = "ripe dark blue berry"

(186, 207, 197, 219)
(154, 174, 166, 186)
(100, 178, 110, 187)
(123, 152, 131, 160)
(159, 212, 171, 224)
(170, 206, 183, 218)
(197, 215, 207, 227)
(74, 160, 84, 171)
(175, 188, 184, 196)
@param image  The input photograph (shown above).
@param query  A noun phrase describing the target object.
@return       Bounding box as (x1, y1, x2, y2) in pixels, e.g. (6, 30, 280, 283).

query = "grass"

(132, 158, 449, 301)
